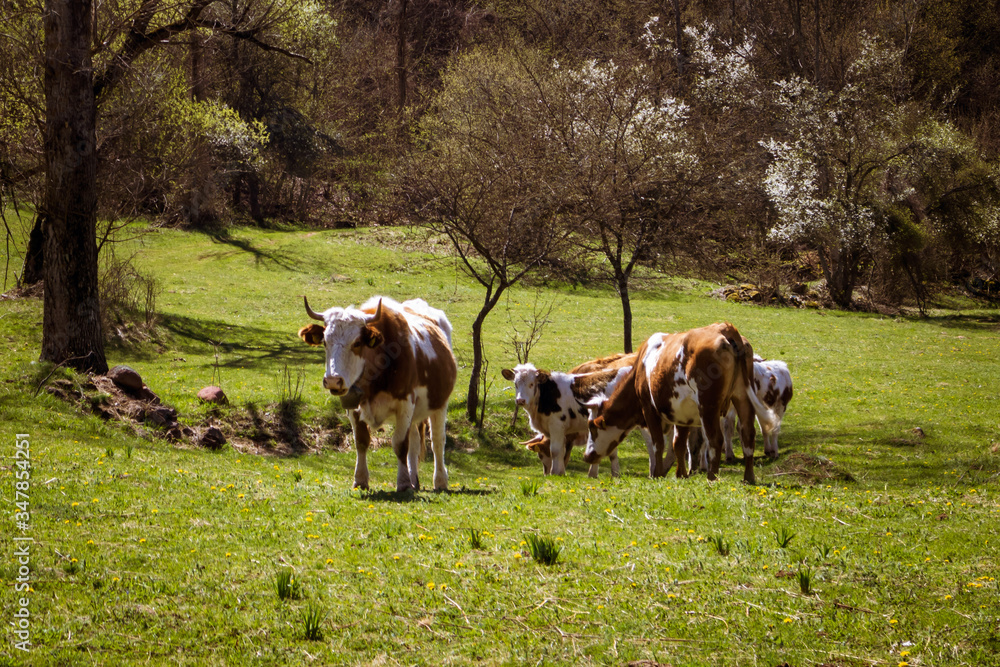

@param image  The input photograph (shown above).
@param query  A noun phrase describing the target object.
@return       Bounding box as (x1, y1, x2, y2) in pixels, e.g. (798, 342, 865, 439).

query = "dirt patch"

(769, 452, 855, 484)
(42, 372, 353, 456)
(214, 401, 353, 456)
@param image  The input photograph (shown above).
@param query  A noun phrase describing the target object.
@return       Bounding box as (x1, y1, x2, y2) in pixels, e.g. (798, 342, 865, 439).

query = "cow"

(502, 354, 643, 477)
(723, 355, 793, 460)
(584, 323, 763, 484)
(298, 296, 456, 492)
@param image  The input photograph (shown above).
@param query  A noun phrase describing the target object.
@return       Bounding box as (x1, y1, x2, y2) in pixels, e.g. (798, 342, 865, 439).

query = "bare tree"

(402, 47, 570, 421)
(539, 55, 705, 352)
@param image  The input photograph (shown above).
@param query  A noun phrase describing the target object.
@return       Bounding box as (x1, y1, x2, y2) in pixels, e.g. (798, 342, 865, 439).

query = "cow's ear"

(593, 416, 606, 429)
(298, 324, 325, 346)
(501, 368, 515, 381)
(361, 325, 384, 348)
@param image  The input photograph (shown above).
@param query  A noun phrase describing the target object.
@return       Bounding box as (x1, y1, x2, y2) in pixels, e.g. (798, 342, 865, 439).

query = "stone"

(199, 426, 227, 450)
(144, 406, 177, 427)
(135, 385, 161, 404)
(197, 385, 228, 405)
(108, 365, 144, 392)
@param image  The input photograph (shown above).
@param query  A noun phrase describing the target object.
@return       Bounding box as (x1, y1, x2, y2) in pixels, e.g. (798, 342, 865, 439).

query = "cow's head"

(299, 296, 385, 396)
(500, 364, 548, 410)
(583, 397, 627, 464)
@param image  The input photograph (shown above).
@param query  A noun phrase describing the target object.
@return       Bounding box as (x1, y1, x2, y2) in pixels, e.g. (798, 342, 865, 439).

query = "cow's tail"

(745, 383, 777, 428)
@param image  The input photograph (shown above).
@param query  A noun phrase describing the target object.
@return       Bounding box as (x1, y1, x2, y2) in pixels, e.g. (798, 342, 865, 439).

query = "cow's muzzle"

(582, 450, 600, 464)
(338, 384, 365, 410)
(324, 375, 347, 394)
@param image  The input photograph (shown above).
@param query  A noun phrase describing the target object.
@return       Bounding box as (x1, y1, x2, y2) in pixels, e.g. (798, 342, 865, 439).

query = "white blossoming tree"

(762, 38, 928, 307)
(762, 35, 1000, 308)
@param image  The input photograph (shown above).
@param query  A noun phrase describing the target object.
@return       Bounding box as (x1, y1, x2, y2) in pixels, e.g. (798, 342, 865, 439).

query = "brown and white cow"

(723, 355, 792, 460)
(298, 296, 456, 492)
(584, 323, 762, 484)
(502, 355, 638, 477)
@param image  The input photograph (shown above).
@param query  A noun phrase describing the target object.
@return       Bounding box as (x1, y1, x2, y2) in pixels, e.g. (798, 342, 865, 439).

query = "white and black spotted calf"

(723, 355, 793, 460)
(690, 354, 794, 470)
(502, 363, 636, 477)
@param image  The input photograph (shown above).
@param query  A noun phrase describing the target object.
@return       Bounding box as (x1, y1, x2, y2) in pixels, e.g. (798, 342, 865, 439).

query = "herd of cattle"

(298, 296, 792, 491)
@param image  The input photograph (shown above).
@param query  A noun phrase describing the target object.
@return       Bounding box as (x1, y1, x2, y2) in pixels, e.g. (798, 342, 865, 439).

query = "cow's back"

(357, 298, 456, 413)
(641, 327, 739, 426)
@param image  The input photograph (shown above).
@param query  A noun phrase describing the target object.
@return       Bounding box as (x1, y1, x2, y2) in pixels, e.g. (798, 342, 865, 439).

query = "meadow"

(1, 224, 999, 666)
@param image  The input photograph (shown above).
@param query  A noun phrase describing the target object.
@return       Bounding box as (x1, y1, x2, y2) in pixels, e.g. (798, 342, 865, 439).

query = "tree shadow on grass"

(910, 311, 1000, 332)
(195, 229, 306, 273)
(751, 418, 1000, 488)
(155, 311, 316, 369)
(356, 487, 494, 504)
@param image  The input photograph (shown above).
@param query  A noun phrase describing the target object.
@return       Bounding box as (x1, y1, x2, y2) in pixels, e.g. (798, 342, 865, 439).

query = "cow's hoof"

(353, 481, 369, 490)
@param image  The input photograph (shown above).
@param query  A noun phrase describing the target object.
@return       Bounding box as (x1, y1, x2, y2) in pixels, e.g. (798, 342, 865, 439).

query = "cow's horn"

(303, 296, 324, 321)
(370, 298, 383, 322)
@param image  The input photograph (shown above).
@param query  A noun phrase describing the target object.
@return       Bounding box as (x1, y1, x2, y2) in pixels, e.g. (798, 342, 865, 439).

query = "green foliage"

(773, 526, 796, 549)
(467, 528, 485, 550)
(798, 567, 814, 595)
(524, 534, 562, 565)
(520, 478, 542, 497)
(710, 535, 731, 556)
(275, 568, 302, 601)
(301, 603, 326, 641)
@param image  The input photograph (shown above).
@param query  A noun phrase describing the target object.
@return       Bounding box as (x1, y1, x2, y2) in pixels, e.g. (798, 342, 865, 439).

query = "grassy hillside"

(1, 225, 999, 666)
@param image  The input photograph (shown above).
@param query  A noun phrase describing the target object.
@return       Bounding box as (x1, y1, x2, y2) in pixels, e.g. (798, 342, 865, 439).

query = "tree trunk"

(466, 286, 504, 422)
(396, 0, 408, 113)
(183, 32, 215, 227)
(617, 273, 633, 353)
(669, 0, 686, 81)
(40, 0, 107, 374)
(20, 215, 45, 286)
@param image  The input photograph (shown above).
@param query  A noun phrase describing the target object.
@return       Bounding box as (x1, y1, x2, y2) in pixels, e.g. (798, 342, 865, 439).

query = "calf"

(298, 296, 456, 492)
(502, 359, 636, 477)
(723, 355, 792, 460)
(584, 323, 762, 484)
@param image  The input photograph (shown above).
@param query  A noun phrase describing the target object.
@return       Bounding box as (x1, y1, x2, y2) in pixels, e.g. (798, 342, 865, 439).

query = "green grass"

(1, 224, 999, 665)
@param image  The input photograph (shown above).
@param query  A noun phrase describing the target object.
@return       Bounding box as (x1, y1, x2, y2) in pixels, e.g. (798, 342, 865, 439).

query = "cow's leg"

(722, 404, 738, 462)
(672, 425, 691, 479)
(429, 408, 449, 491)
(763, 411, 781, 459)
(702, 411, 726, 481)
(549, 423, 568, 476)
(688, 428, 707, 472)
(765, 423, 780, 459)
(732, 395, 756, 484)
(348, 410, 371, 490)
(540, 453, 552, 475)
(653, 427, 676, 476)
(407, 420, 422, 491)
(392, 401, 417, 492)
(640, 404, 667, 477)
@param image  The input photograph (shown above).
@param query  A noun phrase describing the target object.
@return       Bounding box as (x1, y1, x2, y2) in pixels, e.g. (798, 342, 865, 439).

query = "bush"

(99, 255, 159, 343)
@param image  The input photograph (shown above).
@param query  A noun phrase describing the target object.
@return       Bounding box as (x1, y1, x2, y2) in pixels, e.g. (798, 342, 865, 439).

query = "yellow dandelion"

(427, 582, 435, 590)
